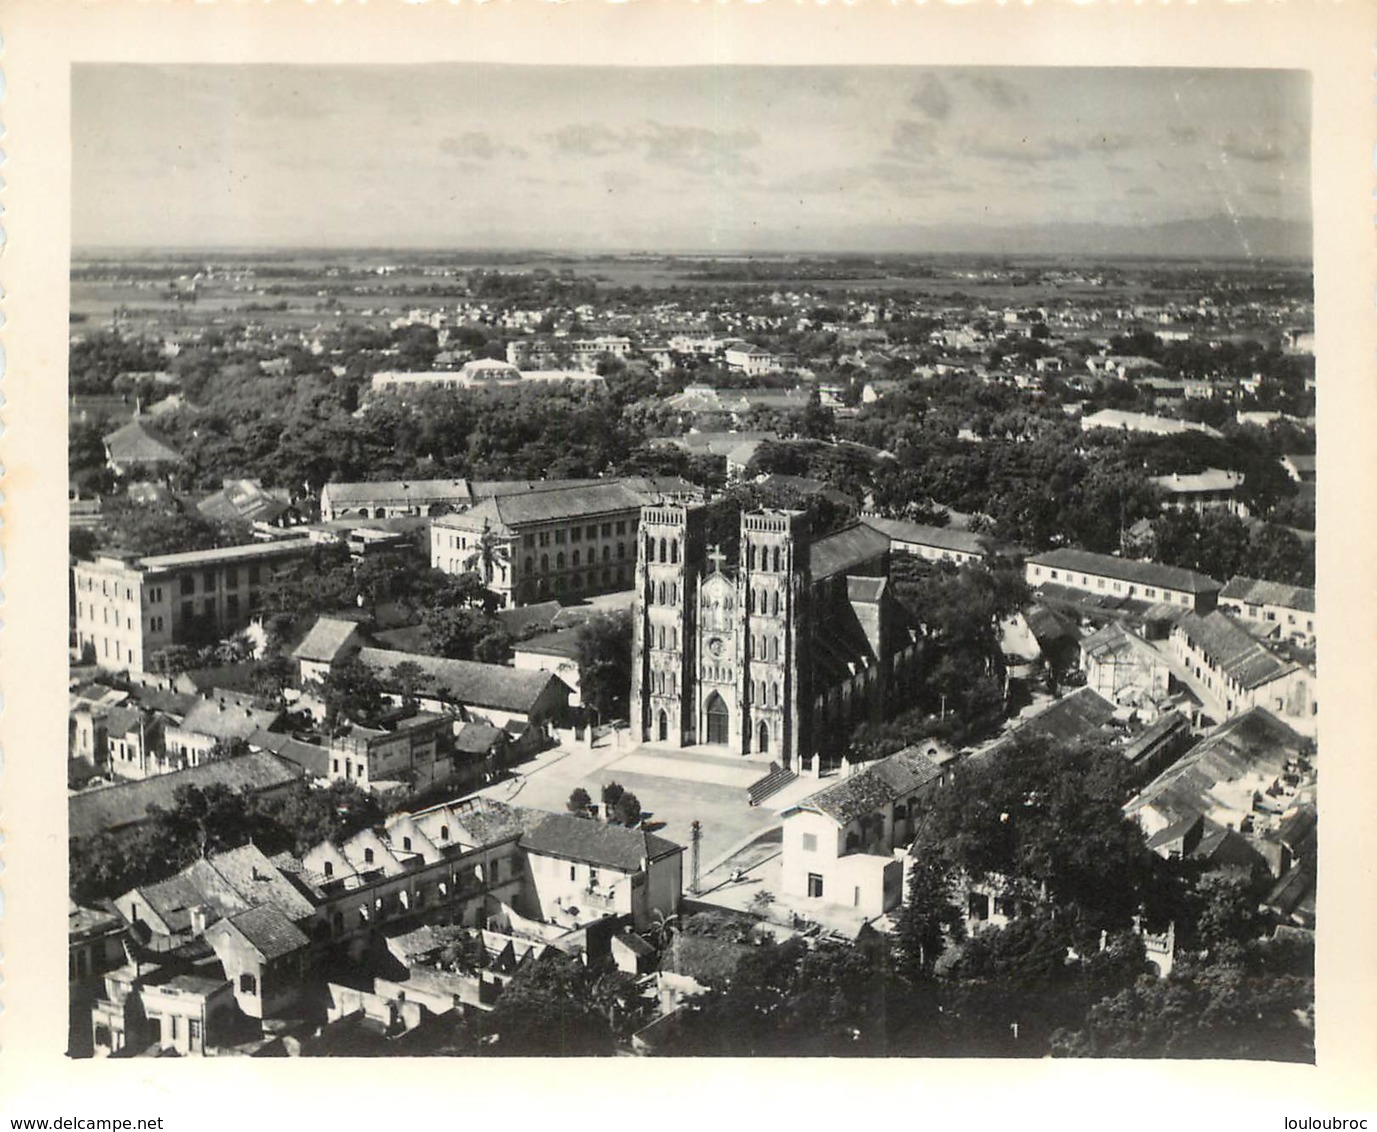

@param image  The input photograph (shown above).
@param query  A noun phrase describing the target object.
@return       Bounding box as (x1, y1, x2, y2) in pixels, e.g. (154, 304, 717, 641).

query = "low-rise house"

(1080, 408, 1222, 439)
(1280, 454, 1316, 485)
(293, 616, 368, 684)
(780, 744, 957, 918)
(197, 479, 304, 529)
(518, 812, 683, 931)
(1124, 707, 1311, 840)
(1149, 469, 1247, 517)
(163, 698, 284, 769)
(91, 965, 237, 1057)
(203, 905, 312, 1020)
(354, 646, 571, 735)
(511, 627, 585, 707)
(69, 901, 128, 985)
(324, 711, 454, 793)
(1169, 612, 1315, 728)
(1219, 576, 1316, 647)
(69, 751, 303, 842)
(102, 418, 183, 477)
(1079, 621, 1172, 710)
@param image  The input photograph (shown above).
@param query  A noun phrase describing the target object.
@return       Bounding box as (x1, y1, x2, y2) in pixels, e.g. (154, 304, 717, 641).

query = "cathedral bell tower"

(738, 510, 810, 769)
(631, 503, 705, 745)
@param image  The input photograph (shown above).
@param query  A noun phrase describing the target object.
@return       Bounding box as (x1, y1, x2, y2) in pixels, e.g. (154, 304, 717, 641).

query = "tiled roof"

(992, 687, 1118, 753)
(1149, 468, 1243, 495)
(1220, 576, 1315, 614)
(197, 480, 294, 525)
(520, 813, 682, 872)
(453, 721, 506, 754)
(247, 729, 330, 777)
(846, 576, 886, 604)
(293, 616, 364, 663)
(860, 515, 992, 557)
(809, 522, 891, 581)
(201, 843, 317, 921)
(1125, 707, 1306, 827)
(70, 752, 302, 840)
(175, 699, 282, 743)
(470, 478, 603, 499)
(103, 419, 183, 465)
(1027, 547, 1220, 594)
(1174, 612, 1299, 690)
(513, 627, 584, 660)
(221, 905, 310, 960)
(496, 600, 563, 636)
(322, 478, 472, 507)
(792, 745, 945, 826)
(356, 647, 566, 714)
(435, 481, 646, 534)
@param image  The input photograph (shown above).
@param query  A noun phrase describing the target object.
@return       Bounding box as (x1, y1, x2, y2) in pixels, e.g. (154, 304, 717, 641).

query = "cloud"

(1219, 132, 1293, 165)
(958, 74, 1027, 109)
(439, 131, 528, 161)
(908, 75, 952, 121)
(544, 123, 627, 158)
(886, 119, 941, 163)
(968, 131, 1134, 165)
(542, 120, 761, 175)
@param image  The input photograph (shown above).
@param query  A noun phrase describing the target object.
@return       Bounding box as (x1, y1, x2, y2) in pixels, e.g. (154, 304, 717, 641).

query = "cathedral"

(630, 503, 923, 775)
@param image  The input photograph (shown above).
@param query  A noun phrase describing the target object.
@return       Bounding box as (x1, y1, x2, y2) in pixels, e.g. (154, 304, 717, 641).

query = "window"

(364, 847, 375, 864)
(240, 973, 258, 995)
(333, 759, 340, 773)
(616, 521, 626, 535)
(557, 552, 565, 569)
(440, 826, 449, 841)
(573, 550, 580, 567)
(570, 865, 577, 881)
(226, 569, 239, 590)
(586, 525, 597, 540)
(802, 833, 817, 852)
(180, 574, 195, 596)
(601, 523, 612, 537)
(555, 529, 566, 545)
(571, 527, 581, 542)
(323, 861, 333, 877)
(203, 569, 216, 591)
(524, 533, 535, 547)
(403, 837, 412, 851)
(189, 1019, 202, 1048)
(589, 866, 600, 887)
(807, 873, 824, 898)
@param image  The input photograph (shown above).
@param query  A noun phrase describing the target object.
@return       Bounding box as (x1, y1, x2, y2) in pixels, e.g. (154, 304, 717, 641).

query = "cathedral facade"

(630, 503, 922, 773)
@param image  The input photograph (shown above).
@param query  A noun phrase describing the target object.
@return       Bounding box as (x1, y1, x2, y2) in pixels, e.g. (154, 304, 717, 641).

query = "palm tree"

(464, 520, 511, 590)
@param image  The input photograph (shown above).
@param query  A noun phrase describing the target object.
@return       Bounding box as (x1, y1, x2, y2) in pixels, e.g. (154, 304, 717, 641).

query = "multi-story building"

(1024, 547, 1221, 615)
(320, 478, 473, 521)
(72, 539, 315, 673)
(430, 481, 648, 606)
(630, 504, 921, 773)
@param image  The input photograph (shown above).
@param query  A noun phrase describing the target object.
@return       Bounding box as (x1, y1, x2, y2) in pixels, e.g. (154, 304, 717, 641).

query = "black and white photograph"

(3, 1, 1375, 1125)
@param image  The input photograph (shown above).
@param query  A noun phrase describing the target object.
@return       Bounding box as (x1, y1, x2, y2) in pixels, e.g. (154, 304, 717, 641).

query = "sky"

(71, 64, 1311, 256)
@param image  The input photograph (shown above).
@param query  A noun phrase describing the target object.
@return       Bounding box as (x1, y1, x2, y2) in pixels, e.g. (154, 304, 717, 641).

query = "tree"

(567, 787, 593, 817)
(613, 791, 643, 827)
(894, 851, 966, 980)
(600, 781, 625, 815)
(487, 950, 615, 1055)
(462, 520, 511, 594)
(576, 611, 634, 719)
(319, 655, 388, 730)
(390, 660, 430, 708)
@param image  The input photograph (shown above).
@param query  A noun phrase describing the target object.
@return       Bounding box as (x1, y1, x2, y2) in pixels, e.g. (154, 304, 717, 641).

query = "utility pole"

(689, 819, 702, 895)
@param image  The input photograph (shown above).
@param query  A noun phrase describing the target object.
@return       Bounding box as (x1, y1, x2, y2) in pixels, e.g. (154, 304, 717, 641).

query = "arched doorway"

(657, 710, 668, 743)
(757, 719, 770, 754)
(705, 693, 729, 745)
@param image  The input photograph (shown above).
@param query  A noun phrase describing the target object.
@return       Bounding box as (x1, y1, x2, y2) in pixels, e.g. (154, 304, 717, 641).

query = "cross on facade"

(707, 544, 727, 574)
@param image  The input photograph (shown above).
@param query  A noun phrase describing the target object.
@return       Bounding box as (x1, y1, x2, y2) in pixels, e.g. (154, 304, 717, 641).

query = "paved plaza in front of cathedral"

(473, 731, 821, 881)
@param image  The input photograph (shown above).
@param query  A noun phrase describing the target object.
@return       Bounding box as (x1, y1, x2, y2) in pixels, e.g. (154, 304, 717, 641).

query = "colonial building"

(72, 538, 315, 673)
(430, 481, 648, 607)
(1025, 547, 1221, 615)
(1148, 468, 1247, 517)
(1219, 576, 1316, 648)
(630, 504, 922, 773)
